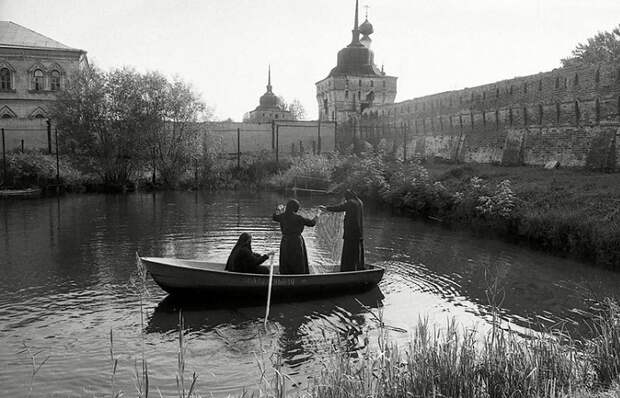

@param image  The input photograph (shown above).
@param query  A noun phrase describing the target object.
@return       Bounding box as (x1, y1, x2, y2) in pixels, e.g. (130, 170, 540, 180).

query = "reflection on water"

(1, 191, 619, 397)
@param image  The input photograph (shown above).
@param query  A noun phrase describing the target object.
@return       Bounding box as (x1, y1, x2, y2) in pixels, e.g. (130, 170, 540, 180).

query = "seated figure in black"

(225, 232, 271, 274)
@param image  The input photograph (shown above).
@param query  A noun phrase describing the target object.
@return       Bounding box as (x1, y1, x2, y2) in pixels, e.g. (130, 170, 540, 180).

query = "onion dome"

(256, 65, 282, 110)
(359, 18, 373, 36)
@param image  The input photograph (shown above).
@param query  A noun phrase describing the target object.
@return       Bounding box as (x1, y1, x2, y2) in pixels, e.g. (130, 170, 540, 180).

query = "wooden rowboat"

(141, 257, 384, 300)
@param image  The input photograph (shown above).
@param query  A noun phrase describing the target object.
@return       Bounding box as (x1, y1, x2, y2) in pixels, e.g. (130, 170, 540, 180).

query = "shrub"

(4, 150, 91, 189)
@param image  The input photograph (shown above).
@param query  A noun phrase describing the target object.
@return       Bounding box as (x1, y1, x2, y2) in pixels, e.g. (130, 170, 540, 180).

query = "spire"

(267, 65, 272, 93)
(350, 0, 360, 45)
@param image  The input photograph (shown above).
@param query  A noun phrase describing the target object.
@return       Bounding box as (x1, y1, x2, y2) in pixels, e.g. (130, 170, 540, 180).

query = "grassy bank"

(268, 154, 620, 270)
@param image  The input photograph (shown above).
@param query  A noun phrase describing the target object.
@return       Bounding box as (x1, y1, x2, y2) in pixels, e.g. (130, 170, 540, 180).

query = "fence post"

(299, 140, 303, 156)
(55, 128, 60, 186)
(275, 125, 279, 166)
(194, 158, 198, 189)
(1, 128, 6, 186)
(237, 127, 241, 169)
(312, 140, 316, 155)
(271, 120, 275, 150)
(47, 119, 52, 154)
(403, 122, 407, 162)
(317, 120, 321, 154)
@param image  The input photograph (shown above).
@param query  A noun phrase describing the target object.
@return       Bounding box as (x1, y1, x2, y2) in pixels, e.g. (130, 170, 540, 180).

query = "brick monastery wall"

(358, 62, 620, 169)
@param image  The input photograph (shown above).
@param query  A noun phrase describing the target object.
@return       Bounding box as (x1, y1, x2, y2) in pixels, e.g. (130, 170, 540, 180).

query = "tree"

(277, 96, 306, 120)
(149, 78, 206, 186)
(53, 65, 152, 186)
(52, 65, 206, 187)
(561, 24, 620, 67)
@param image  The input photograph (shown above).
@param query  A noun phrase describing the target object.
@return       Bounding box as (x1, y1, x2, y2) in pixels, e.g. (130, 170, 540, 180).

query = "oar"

(264, 253, 276, 329)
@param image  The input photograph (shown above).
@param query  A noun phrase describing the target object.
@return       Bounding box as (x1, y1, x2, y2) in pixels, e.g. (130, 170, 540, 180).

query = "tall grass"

(311, 299, 620, 398)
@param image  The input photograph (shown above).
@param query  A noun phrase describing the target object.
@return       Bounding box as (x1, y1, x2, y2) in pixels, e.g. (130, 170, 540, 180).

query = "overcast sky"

(2, 0, 619, 120)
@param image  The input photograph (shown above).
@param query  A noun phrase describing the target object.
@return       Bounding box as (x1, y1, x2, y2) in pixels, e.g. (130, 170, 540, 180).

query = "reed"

(309, 299, 620, 398)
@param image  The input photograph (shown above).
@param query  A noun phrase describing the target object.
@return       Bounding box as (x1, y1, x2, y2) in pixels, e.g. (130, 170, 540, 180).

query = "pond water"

(1, 191, 619, 397)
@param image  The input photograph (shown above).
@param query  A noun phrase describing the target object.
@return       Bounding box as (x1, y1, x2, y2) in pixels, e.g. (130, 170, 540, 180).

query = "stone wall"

(200, 120, 336, 157)
(357, 62, 620, 170)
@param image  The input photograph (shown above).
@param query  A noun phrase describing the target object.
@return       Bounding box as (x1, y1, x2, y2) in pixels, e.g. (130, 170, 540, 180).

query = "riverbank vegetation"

(266, 153, 620, 270)
(311, 298, 620, 398)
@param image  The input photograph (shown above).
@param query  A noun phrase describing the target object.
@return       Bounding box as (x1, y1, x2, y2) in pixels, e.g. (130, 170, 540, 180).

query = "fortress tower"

(315, 1, 397, 122)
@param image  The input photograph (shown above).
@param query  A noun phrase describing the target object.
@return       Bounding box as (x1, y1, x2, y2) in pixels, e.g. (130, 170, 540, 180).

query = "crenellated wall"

(353, 62, 620, 169)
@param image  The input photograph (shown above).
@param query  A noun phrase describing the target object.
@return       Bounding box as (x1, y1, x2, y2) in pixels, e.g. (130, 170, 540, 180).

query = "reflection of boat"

(141, 257, 384, 299)
(146, 286, 384, 335)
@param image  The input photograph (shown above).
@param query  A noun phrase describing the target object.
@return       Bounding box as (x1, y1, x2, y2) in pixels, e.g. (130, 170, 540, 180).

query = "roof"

(0, 21, 83, 52)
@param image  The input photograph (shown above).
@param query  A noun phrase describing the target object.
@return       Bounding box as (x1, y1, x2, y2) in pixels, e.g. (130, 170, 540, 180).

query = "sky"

(2, 0, 619, 121)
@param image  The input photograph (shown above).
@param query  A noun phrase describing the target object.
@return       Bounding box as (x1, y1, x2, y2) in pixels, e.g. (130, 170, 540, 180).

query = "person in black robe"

(225, 232, 271, 274)
(321, 190, 365, 272)
(272, 199, 317, 275)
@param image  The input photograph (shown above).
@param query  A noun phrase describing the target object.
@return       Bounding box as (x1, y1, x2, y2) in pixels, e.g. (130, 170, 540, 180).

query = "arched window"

(0, 68, 11, 90)
(523, 82, 528, 93)
(496, 87, 500, 98)
(509, 85, 514, 95)
(345, 90, 349, 99)
(470, 112, 474, 130)
(382, 80, 386, 88)
(508, 108, 513, 125)
(574, 73, 579, 86)
(33, 69, 44, 91)
(358, 91, 361, 100)
(556, 103, 561, 124)
(538, 79, 543, 91)
(50, 70, 61, 91)
(482, 111, 486, 126)
(370, 80, 373, 87)
(555, 76, 560, 89)
(358, 79, 362, 87)
(595, 69, 600, 84)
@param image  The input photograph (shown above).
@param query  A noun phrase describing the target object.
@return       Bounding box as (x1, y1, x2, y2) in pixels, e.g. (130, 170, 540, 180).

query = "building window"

(483, 111, 486, 126)
(496, 87, 500, 98)
(538, 104, 543, 124)
(495, 109, 499, 127)
(575, 101, 580, 124)
(383, 81, 386, 88)
(50, 70, 61, 91)
(538, 79, 543, 91)
(483, 91, 486, 101)
(275, 114, 279, 119)
(358, 91, 361, 100)
(595, 69, 600, 84)
(33, 69, 44, 91)
(0, 68, 11, 90)
(370, 80, 374, 87)
(595, 98, 600, 124)
(345, 90, 348, 99)
(509, 85, 514, 95)
(574, 73, 579, 86)
(555, 77, 560, 89)
(508, 108, 513, 125)
(358, 79, 362, 87)
(556, 103, 561, 123)
(523, 107, 528, 125)
(523, 82, 528, 93)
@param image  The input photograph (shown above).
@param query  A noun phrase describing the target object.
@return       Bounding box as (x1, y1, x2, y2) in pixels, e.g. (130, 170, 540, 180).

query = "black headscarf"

(285, 199, 300, 213)
(226, 232, 252, 270)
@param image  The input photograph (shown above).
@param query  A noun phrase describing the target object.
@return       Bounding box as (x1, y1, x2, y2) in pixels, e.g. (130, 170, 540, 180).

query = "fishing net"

(314, 210, 344, 273)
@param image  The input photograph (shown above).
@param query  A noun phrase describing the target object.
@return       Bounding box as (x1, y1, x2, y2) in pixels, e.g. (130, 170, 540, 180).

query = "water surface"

(1, 191, 619, 397)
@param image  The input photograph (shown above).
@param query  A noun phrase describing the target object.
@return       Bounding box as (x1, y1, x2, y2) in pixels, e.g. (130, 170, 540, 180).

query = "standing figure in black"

(321, 190, 365, 271)
(272, 199, 317, 274)
(225, 232, 272, 274)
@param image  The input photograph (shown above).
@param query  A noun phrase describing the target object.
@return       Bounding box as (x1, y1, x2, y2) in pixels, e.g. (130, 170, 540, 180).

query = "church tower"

(315, 0, 397, 122)
(244, 66, 292, 123)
